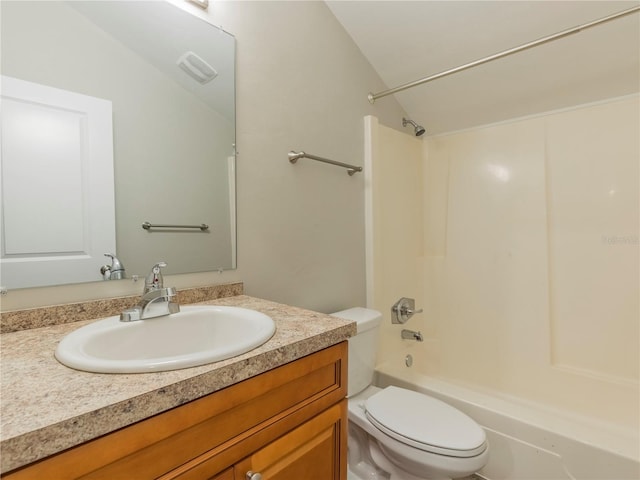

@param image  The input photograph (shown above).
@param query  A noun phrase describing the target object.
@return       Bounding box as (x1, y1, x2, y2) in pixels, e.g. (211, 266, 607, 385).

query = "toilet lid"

(364, 386, 486, 458)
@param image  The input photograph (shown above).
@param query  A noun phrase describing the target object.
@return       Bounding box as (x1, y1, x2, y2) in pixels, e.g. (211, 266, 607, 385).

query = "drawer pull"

(246, 471, 263, 480)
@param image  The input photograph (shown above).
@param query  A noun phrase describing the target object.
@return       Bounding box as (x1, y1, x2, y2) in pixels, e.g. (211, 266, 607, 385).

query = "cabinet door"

(235, 401, 347, 480)
(210, 468, 233, 480)
(166, 466, 233, 480)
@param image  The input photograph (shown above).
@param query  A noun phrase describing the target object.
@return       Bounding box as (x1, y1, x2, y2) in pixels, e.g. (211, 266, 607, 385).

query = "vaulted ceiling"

(327, 1, 640, 135)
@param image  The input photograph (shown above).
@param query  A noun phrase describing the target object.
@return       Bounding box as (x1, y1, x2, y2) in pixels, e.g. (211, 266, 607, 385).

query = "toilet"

(332, 307, 489, 480)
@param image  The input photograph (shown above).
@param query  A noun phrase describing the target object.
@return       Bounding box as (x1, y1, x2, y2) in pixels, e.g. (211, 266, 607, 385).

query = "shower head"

(402, 117, 426, 137)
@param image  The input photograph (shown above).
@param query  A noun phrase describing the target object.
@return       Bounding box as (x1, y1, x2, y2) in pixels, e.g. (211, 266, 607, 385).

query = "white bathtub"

(375, 363, 640, 480)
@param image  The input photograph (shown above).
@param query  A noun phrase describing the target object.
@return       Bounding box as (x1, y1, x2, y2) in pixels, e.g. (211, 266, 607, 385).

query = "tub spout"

(401, 329, 423, 342)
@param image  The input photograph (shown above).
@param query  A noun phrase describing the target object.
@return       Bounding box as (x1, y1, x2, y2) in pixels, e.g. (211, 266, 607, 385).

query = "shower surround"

(364, 94, 639, 477)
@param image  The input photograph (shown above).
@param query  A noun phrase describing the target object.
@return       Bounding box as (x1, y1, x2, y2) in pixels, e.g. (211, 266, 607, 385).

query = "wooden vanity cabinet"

(4, 342, 348, 480)
(233, 402, 345, 480)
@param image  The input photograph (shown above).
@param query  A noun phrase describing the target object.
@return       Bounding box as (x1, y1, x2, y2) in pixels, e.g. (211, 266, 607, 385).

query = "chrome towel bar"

(142, 222, 209, 231)
(288, 151, 362, 176)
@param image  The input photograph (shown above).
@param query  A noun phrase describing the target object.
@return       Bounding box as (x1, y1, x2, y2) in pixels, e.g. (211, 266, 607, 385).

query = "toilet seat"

(364, 386, 487, 458)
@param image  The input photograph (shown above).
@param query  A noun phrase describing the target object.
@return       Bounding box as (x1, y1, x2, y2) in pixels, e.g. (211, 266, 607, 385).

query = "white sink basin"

(55, 306, 276, 373)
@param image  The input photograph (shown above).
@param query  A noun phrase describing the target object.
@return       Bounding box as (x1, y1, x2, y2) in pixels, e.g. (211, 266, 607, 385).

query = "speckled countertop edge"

(0, 292, 356, 473)
(0, 282, 244, 333)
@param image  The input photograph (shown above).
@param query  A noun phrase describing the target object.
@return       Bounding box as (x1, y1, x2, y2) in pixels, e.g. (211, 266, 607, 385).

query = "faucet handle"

(144, 262, 167, 293)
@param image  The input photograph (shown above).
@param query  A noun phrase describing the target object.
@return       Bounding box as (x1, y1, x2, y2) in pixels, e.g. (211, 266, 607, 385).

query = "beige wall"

(372, 96, 639, 428)
(1, 1, 405, 312)
(364, 116, 425, 366)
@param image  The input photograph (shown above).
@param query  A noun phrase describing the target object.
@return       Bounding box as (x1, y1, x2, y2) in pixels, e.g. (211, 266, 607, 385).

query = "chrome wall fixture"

(142, 222, 209, 231)
(368, 5, 640, 104)
(401, 329, 424, 342)
(288, 151, 363, 176)
(391, 297, 423, 324)
(402, 118, 426, 137)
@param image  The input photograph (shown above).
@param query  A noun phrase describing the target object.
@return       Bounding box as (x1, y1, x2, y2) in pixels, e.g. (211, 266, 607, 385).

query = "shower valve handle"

(404, 306, 423, 316)
(391, 297, 423, 324)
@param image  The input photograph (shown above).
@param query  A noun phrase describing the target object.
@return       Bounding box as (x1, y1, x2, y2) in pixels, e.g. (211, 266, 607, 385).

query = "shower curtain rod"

(368, 5, 640, 104)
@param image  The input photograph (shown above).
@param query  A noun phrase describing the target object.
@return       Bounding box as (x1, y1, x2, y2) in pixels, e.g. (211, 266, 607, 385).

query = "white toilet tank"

(331, 307, 382, 397)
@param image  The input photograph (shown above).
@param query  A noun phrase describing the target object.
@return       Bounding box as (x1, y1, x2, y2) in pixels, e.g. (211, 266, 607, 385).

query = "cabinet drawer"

(209, 468, 233, 480)
(164, 401, 347, 480)
(5, 342, 347, 480)
(234, 401, 347, 480)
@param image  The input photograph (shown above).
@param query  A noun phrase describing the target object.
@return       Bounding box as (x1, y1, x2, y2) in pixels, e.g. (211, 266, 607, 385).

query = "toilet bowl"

(332, 307, 489, 480)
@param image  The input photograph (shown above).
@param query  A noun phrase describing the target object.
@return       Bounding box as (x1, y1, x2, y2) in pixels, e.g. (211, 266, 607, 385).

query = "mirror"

(0, 0, 236, 289)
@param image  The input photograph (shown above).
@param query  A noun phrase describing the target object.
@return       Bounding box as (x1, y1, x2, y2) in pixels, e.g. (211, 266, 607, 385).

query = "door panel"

(0, 75, 115, 288)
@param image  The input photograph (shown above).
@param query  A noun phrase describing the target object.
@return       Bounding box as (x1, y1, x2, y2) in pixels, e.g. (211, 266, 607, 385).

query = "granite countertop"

(0, 294, 356, 473)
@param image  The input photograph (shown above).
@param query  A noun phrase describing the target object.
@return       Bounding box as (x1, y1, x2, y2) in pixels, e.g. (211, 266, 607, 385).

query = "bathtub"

(375, 363, 640, 480)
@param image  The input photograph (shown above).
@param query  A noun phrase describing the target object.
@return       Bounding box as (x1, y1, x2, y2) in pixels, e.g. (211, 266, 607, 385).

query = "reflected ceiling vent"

(187, 0, 209, 10)
(177, 51, 218, 84)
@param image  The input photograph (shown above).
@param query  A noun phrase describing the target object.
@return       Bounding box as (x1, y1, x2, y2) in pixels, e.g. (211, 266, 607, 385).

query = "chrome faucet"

(401, 329, 424, 342)
(100, 253, 126, 280)
(120, 262, 180, 322)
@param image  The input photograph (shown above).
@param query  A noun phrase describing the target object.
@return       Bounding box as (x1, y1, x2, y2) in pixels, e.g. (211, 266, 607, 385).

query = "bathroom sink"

(55, 306, 276, 373)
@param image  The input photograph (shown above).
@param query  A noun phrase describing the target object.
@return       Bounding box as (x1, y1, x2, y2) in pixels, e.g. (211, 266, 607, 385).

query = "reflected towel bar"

(142, 222, 209, 231)
(288, 151, 362, 176)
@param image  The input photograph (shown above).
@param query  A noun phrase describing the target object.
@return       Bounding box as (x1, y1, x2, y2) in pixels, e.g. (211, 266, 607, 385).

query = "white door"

(1, 75, 115, 289)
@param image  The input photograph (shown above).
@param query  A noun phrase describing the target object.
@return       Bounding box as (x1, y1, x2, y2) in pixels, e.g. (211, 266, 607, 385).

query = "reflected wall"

(1, 1, 235, 287)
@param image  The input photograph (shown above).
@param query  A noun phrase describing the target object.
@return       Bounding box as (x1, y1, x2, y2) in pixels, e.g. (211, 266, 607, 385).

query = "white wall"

(364, 116, 425, 365)
(421, 96, 639, 427)
(1, 1, 406, 312)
